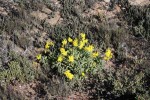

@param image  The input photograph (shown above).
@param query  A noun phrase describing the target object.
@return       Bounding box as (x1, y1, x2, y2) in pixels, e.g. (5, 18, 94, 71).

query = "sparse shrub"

(84, 64, 147, 99)
(120, 1, 150, 40)
(0, 52, 36, 83)
(0, 85, 23, 100)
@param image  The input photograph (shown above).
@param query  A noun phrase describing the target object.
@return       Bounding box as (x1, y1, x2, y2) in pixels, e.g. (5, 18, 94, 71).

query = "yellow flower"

(62, 51, 67, 56)
(83, 39, 88, 43)
(78, 41, 85, 49)
(60, 48, 68, 56)
(73, 38, 78, 47)
(81, 72, 85, 77)
(57, 55, 63, 62)
(64, 70, 74, 80)
(60, 48, 65, 52)
(62, 39, 67, 46)
(92, 52, 99, 57)
(104, 48, 113, 61)
(68, 37, 73, 42)
(68, 55, 74, 62)
(84, 45, 94, 52)
(80, 33, 86, 40)
(45, 41, 54, 49)
(36, 54, 41, 60)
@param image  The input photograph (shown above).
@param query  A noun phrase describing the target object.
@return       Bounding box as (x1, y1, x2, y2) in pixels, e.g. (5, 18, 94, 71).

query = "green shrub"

(84, 65, 147, 99)
(0, 52, 35, 83)
(37, 33, 113, 82)
(120, 1, 150, 40)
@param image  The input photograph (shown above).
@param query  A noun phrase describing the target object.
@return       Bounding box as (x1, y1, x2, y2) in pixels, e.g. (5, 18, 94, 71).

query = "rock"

(0, 7, 8, 16)
(104, 0, 110, 3)
(41, 6, 52, 14)
(128, 0, 150, 6)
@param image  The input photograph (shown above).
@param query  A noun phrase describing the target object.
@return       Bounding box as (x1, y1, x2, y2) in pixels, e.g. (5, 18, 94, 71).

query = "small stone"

(42, 6, 52, 14)
(104, 0, 110, 3)
(0, 7, 8, 16)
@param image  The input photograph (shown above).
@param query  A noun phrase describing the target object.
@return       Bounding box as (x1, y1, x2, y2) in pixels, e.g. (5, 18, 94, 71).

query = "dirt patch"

(129, 0, 150, 6)
(10, 82, 43, 99)
(45, 11, 62, 25)
(30, 10, 48, 20)
(81, 1, 121, 30)
(41, 6, 52, 14)
(30, 4, 62, 26)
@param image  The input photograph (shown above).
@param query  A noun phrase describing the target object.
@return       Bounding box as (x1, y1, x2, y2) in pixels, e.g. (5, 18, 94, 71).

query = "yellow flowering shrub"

(52, 33, 104, 80)
(38, 33, 113, 81)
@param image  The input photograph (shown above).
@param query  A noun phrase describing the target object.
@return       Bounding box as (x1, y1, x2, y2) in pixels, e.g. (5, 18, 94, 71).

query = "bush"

(36, 33, 113, 82)
(0, 52, 36, 83)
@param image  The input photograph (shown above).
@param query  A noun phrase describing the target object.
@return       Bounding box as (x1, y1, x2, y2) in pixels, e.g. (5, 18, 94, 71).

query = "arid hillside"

(0, 0, 150, 99)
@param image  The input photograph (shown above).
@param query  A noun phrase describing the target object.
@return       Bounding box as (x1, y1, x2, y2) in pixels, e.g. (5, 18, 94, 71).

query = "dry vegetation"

(0, 0, 150, 99)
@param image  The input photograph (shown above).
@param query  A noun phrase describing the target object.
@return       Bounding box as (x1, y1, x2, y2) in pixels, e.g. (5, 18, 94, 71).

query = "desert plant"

(37, 33, 113, 82)
(0, 52, 36, 83)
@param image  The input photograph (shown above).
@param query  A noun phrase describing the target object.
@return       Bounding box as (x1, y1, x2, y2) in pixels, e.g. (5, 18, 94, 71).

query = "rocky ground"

(0, 0, 150, 99)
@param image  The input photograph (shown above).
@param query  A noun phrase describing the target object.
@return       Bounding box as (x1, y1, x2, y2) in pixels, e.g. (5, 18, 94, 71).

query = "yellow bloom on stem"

(36, 54, 42, 60)
(78, 41, 85, 49)
(62, 39, 67, 46)
(84, 39, 88, 44)
(73, 38, 78, 47)
(68, 37, 73, 42)
(64, 70, 74, 80)
(84, 45, 94, 52)
(45, 41, 54, 49)
(60, 48, 68, 56)
(57, 55, 63, 62)
(104, 48, 113, 61)
(92, 52, 99, 57)
(60, 48, 65, 52)
(62, 51, 67, 56)
(81, 72, 85, 77)
(80, 33, 86, 40)
(68, 55, 74, 62)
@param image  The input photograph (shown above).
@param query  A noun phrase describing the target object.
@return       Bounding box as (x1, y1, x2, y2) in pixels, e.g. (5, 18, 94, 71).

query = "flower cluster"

(36, 33, 113, 81)
(55, 33, 102, 80)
